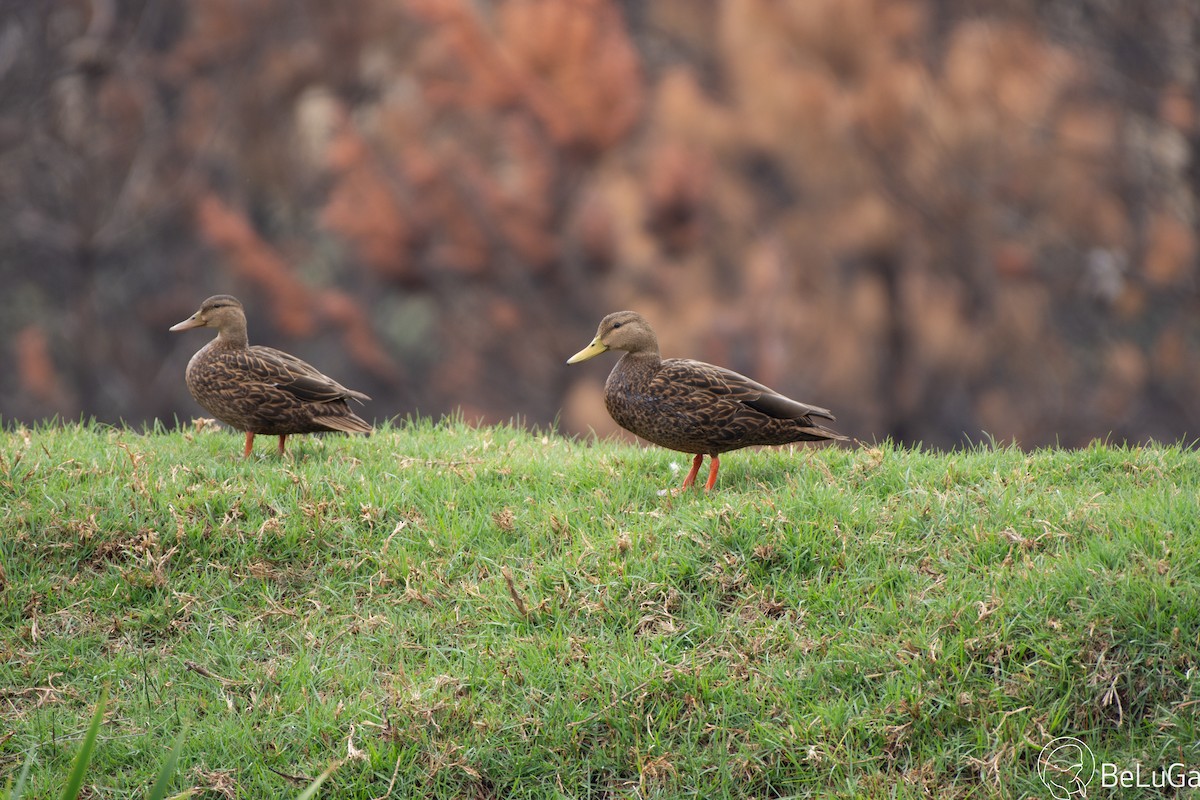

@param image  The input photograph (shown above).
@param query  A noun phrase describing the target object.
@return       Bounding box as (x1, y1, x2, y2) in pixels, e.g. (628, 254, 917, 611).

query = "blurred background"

(1, 0, 1198, 448)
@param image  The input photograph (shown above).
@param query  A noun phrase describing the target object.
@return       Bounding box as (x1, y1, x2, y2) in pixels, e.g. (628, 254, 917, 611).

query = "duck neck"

(214, 319, 250, 349)
(616, 348, 662, 378)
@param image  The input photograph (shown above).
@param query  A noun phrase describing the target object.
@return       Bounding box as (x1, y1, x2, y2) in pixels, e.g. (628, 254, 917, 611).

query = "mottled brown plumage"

(568, 311, 844, 491)
(170, 295, 372, 457)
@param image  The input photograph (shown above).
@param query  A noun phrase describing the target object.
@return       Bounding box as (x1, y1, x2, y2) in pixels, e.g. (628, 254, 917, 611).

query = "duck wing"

(249, 346, 371, 405)
(656, 358, 835, 422)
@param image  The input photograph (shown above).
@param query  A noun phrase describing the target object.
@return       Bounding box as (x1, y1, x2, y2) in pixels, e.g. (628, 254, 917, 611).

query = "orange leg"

(277, 434, 289, 456)
(242, 431, 255, 458)
(703, 455, 721, 491)
(680, 454, 705, 490)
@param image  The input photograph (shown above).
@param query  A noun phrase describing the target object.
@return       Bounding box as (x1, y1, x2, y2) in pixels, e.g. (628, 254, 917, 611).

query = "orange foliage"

(407, 0, 643, 152)
(14, 325, 60, 403)
(497, 0, 643, 151)
(166, 0, 267, 73)
(1143, 212, 1196, 286)
(193, 192, 400, 381)
(1159, 84, 1196, 133)
(320, 118, 414, 279)
(193, 192, 315, 336)
(644, 142, 710, 256)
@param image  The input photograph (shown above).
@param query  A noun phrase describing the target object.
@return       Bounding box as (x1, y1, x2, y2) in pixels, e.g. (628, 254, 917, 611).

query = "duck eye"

(612, 322, 623, 329)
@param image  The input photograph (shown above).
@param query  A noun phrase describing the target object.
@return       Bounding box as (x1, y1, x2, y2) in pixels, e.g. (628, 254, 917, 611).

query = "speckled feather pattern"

(570, 310, 845, 489)
(185, 339, 371, 436)
(171, 295, 372, 445)
(604, 352, 843, 456)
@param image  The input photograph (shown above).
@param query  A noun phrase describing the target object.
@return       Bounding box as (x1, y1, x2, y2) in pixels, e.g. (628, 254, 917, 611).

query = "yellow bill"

(567, 337, 608, 364)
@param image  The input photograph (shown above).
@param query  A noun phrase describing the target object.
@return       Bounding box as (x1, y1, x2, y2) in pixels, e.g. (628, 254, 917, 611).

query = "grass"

(1, 417, 1198, 798)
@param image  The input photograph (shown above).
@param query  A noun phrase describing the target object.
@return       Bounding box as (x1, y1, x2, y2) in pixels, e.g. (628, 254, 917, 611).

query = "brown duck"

(568, 311, 844, 491)
(170, 295, 372, 457)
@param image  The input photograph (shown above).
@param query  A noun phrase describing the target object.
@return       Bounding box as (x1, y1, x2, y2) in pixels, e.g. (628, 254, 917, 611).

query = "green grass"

(1, 418, 1198, 798)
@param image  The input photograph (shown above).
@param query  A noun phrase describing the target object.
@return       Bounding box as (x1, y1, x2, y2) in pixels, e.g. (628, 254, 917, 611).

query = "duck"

(170, 295, 372, 457)
(567, 310, 845, 491)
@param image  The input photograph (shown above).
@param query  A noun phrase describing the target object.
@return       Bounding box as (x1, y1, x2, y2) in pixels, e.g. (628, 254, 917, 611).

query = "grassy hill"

(1, 420, 1197, 798)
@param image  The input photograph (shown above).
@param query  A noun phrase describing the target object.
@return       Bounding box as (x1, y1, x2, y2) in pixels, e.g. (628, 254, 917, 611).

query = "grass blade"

(7, 746, 36, 800)
(294, 760, 342, 800)
(59, 687, 107, 800)
(146, 726, 188, 800)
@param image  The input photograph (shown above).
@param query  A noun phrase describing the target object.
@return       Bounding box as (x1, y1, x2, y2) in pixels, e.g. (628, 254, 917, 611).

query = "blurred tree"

(0, 0, 1196, 447)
